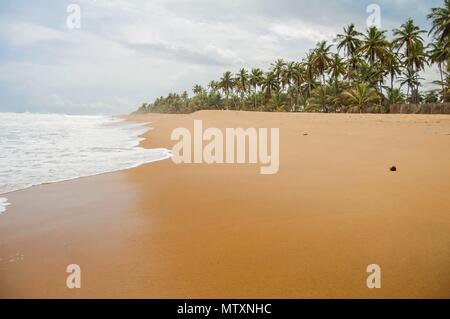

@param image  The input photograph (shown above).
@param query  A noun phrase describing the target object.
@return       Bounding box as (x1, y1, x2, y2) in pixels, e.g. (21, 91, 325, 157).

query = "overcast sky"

(0, 0, 443, 115)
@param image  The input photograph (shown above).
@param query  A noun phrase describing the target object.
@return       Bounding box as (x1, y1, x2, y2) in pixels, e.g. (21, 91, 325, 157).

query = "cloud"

(0, 0, 444, 114)
(122, 41, 243, 66)
(268, 22, 336, 42)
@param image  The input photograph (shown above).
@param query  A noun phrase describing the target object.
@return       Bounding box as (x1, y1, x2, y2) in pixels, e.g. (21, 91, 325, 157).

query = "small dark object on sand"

(390, 166, 397, 172)
(303, 133, 309, 136)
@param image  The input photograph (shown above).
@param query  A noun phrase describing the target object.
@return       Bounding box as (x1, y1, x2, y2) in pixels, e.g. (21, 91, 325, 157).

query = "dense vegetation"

(135, 1, 450, 114)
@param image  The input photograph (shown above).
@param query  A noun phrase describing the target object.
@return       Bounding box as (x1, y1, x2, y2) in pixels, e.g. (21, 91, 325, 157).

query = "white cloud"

(0, 0, 443, 114)
(269, 22, 336, 42)
(0, 22, 65, 46)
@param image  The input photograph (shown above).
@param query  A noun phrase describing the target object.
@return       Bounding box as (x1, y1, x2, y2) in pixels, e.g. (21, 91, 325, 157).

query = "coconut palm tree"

(356, 61, 384, 92)
(208, 80, 219, 93)
(342, 83, 380, 113)
(384, 46, 403, 90)
(424, 90, 440, 103)
(283, 62, 297, 88)
(283, 62, 298, 109)
(220, 71, 234, 110)
(262, 72, 279, 104)
(428, 40, 449, 101)
(249, 68, 264, 110)
(346, 53, 365, 82)
(406, 42, 428, 72)
(328, 53, 347, 82)
(398, 67, 424, 103)
(236, 68, 249, 109)
(308, 85, 333, 113)
(428, 0, 450, 50)
(304, 52, 317, 97)
(393, 19, 427, 93)
(393, 18, 427, 67)
(360, 26, 390, 66)
(271, 59, 286, 90)
(312, 41, 333, 84)
(192, 84, 204, 97)
(386, 88, 406, 105)
(290, 62, 306, 110)
(336, 24, 363, 79)
(336, 23, 363, 58)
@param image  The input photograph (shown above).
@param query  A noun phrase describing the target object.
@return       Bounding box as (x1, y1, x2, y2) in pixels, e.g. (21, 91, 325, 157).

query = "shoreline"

(0, 116, 172, 198)
(1, 111, 450, 298)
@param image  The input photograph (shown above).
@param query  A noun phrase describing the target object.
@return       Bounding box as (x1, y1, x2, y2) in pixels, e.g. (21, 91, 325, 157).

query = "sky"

(0, 0, 444, 115)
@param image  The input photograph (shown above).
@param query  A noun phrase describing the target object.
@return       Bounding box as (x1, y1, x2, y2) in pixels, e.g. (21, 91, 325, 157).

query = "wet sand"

(1, 111, 450, 298)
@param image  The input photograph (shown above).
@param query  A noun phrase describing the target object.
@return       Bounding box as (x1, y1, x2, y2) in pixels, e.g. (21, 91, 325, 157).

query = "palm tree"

(391, 19, 427, 103)
(360, 26, 390, 66)
(384, 45, 403, 90)
(220, 71, 234, 110)
(304, 52, 317, 97)
(208, 80, 219, 93)
(393, 19, 427, 65)
(292, 62, 306, 109)
(271, 59, 286, 90)
(262, 72, 279, 104)
(283, 62, 297, 88)
(342, 83, 380, 113)
(359, 27, 390, 94)
(393, 18, 427, 86)
(283, 62, 298, 109)
(356, 61, 384, 92)
(308, 85, 332, 113)
(428, 0, 450, 50)
(309, 82, 342, 113)
(328, 53, 346, 82)
(312, 41, 333, 84)
(398, 67, 424, 103)
(192, 84, 204, 97)
(249, 68, 264, 110)
(428, 40, 449, 101)
(424, 90, 440, 103)
(346, 53, 365, 82)
(409, 89, 424, 104)
(336, 23, 363, 58)
(386, 88, 406, 105)
(336, 24, 363, 78)
(406, 42, 428, 73)
(236, 68, 249, 109)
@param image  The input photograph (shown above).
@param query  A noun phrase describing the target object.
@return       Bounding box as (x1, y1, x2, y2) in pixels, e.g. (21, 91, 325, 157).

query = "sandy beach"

(1, 110, 450, 298)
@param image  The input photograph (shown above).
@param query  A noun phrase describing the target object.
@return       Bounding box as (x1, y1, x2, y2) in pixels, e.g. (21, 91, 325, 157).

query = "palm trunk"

(406, 86, 410, 104)
(226, 92, 229, 110)
(390, 72, 394, 91)
(254, 84, 257, 110)
(439, 63, 445, 103)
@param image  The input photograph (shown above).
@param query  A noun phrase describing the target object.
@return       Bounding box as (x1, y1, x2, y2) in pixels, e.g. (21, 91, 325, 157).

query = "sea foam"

(0, 198, 10, 214)
(0, 113, 171, 203)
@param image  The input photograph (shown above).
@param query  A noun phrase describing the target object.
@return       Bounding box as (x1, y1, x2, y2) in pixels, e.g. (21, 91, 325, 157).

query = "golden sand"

(1, 111, 450, 298)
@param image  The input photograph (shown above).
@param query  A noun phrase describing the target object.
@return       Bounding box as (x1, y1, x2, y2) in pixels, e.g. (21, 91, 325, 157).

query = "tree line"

(135, 1, 449, 114)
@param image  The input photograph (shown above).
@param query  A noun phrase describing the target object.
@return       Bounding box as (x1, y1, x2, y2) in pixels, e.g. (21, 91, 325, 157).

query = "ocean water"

(0, 113, 171, 213)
